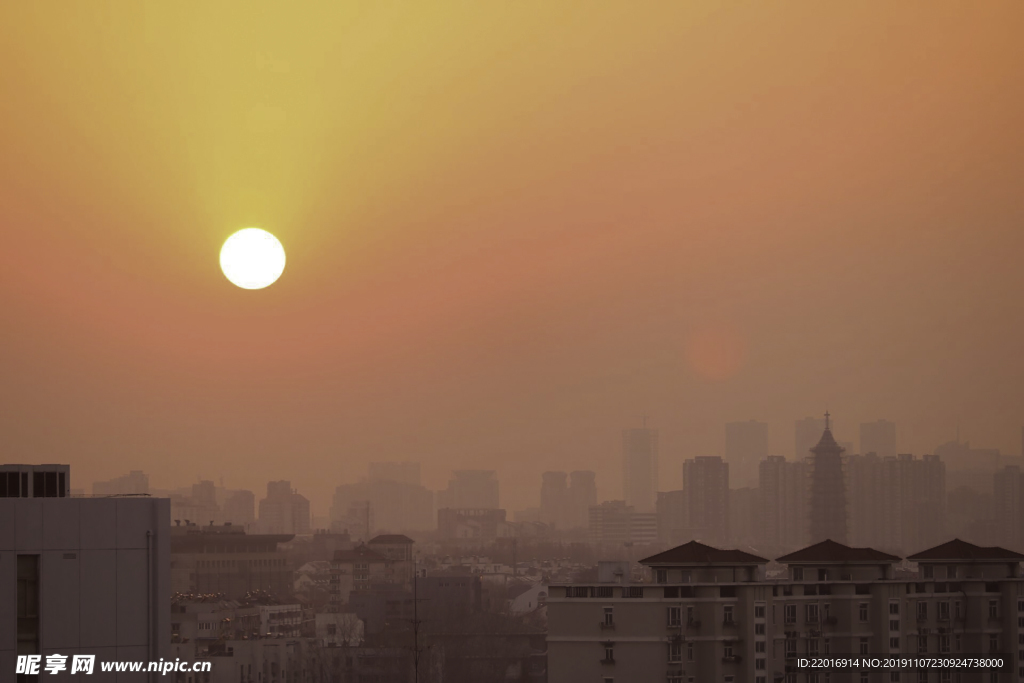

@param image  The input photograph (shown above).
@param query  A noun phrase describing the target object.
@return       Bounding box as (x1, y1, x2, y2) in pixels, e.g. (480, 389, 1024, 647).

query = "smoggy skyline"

(2, 3, 1023, 514)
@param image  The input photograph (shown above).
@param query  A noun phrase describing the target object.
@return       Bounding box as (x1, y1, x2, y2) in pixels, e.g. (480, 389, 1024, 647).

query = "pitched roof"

(333, 544, 388, 563)
(640, 540, 768, 565)
(810, 428, 844, 456)
(368, 534, 415, 545)
(776, 539, 900, 564)
(907, 538, 1024, 562)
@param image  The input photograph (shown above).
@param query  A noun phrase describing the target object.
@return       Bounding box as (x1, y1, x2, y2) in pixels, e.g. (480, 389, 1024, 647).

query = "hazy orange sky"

(1, 3, 1022, 513)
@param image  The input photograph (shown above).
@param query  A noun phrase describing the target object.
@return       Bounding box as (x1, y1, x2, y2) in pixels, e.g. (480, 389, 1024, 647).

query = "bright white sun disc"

(220, 228, 286, 289)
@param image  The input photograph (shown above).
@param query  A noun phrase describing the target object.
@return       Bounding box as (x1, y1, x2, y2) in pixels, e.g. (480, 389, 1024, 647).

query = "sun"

(220, 228, 286, 290)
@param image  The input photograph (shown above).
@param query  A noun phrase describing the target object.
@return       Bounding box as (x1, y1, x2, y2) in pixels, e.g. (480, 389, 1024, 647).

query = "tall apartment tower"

(860, 419, 897, 458)
(994, 466, 1024, 551)
(258, 481, 311, 535)
(795, 416, 826, 459)
(622, 427, 658, 513)
(725, 420, 768, 489)
(568, 471, 597, 530)
(758, 455, 808, 552)
(540, 471, 569, 528)
(807, 413, 847, 544)
(436, 470, 499, 510)
(682, 456, 730, 546)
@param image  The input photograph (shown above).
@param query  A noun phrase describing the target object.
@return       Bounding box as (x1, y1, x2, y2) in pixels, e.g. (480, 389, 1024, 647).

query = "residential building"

(223, 489, 256, 529)
(436, 470, 500, 510)
(758, 455, 808, 553)
(656, 490, 689, 546)
(258, 480, 311, 535)
(568, 471, 598, 530)
(623, 427, 659, 512)
(682, 456, 730, 547)
(588, 500, 656, 547)
(726, 420, 769, 489)
(91, 470, 149, 496)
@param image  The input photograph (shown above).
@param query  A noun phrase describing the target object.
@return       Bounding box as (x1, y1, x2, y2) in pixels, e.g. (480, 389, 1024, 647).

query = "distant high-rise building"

(224, 489, 256, 528)
(846, 453, 946, 554)
(795, 416, 827, 459)
(540, 471, 569, 528)
(860, 419, 897, 458)
(258, 480, 311, 535)
(994, 466, 1024, 551)
(622, 427, 658, 513)
(92, 469, 149, 496)
(568, 471, 597, 530)
(588, 500, 655, 546)
(807, 413, 847, 544)
(368, 462, 421, 487)
(436, 470, 499, 510)
(725, 420, 769, 489)
(729, 487, 759, 546)
(759, 455, 808, 552)
(682, 456, 730, 546)
(656, 490, 688, 545)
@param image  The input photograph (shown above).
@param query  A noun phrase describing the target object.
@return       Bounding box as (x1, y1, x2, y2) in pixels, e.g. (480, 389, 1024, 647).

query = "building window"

(989, 600, 999, 619)
(890, 637, 900, 651)
(939, 635, 950, 653)
(824, 638, 830, 654)
(917, 602, 927, 620)
(755, 641, 766, 653)
(808, 639, 819, 656)
(955, 601, 962, 619)
(793, 567, 804, 581)
(954, 634, 961, 652)
(859, 603, 869, 622)
(860, 673, 869, 683)
(603, 645, 614, 663)
(890, 673, 900, 682)
(785, 604, 796, 624)
(890, 602, 900, 615)
(923, 565, 934, 579)
(938, 601, 950, 620)
(687, 641, 694, 661)
(724, 642, 734, 658)
(939, 672, 950, 683)
(917, 634, 927, 654)
(989, 634, 999, 652)
(756, 658, 766, 670)
(668, 606, 682, 627)
(785, 640, 796, 658)
(755, 604, 766, 619)
(918, 672, 928, 683)
(668, 641, 682, 663)
(604, 607, 614, 626)
(890, 619, 900, 632)
(17, 555, 40, 656)
(755, 623, 766, 635)
(807, 604, 819, 623)
(686, 606, 695, 625)
(860, 638, 869, 655)
(724, 606, 734, 625)
(656, 569, 667, 584)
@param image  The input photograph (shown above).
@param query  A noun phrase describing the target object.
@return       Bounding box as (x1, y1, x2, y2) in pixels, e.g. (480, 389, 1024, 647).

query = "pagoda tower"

(808, 411, 848, 544)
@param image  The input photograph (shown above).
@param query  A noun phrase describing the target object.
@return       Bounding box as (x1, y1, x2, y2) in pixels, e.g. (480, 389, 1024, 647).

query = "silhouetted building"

(860, 419, 897, 459)
(91, 469, 149, 496)
(437, 507, 508, 540)
(795, 415, 826, 459)
(807, 412, 847, 544)
(588, 500, 655, 546)
(682, 456, 729, 546)
(728, 486, 758, 546)
(567, 470, 597, 530)
(758, 455, 808, 551)
(223, 489, 256, 529)
(1, 464, 171, 670)
(170, 522, 293, 599)
(622, 426, 658, 513)
(994, 465, 1024, 551)
(258, 480, 311, 535)
(656, 490, 688, 545)
(437, 470, 499, 510)
(540, 471, 569, 528)
(725, 420, 768, 489)
(329, 473, 434, 536)
(846, 452, 946, 554)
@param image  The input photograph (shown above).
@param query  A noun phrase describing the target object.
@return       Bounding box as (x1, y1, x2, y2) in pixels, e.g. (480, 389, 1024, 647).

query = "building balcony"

(722, 619, 740, 628)
(667, 621, 682, 629)
(600, 622, 616, 630)
(722, 655, 742, 663)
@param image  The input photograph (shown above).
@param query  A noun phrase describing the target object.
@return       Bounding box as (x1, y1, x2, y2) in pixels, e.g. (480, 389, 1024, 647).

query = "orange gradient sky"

(1, 3, 1022, 512)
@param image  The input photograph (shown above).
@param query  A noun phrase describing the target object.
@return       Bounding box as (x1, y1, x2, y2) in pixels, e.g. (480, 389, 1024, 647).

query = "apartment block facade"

(548, 538, 1024, 683)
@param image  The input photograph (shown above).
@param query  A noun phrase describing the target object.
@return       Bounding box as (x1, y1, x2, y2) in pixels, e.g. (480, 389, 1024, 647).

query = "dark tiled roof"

(369, 534, 415, 545)
(776, 539, 900, 563)
(811, 428, 844, 455)
(640, 540, 768, 565)
(907, 538, 1024, 561)
(333, 544, 388, 563)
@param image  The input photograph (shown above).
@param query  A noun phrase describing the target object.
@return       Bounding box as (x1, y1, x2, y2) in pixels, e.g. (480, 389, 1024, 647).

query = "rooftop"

(907, 538, 1024, 562)
(640, 540, 768, 566)
(333, 544, 389, 563)
(369, 534, 415, 545)
(776, 539, 900, 564)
